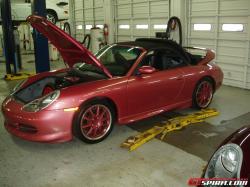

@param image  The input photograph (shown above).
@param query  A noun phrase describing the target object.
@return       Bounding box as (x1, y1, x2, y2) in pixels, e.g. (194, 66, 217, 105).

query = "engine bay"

(14, 68, 106, 104)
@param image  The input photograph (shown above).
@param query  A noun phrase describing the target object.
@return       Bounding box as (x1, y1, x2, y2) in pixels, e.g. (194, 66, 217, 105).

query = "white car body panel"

(0, 0, 68, 22)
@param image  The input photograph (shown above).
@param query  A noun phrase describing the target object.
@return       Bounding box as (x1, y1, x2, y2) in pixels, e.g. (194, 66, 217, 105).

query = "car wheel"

(193, 78, 214, 109)
(74, 101, 114, 144)
(63, 22, 71, 35)
(46, 10, 57, 24)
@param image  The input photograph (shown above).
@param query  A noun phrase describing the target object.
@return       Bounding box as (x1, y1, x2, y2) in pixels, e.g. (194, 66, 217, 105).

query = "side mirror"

(138, 66, 156, 75)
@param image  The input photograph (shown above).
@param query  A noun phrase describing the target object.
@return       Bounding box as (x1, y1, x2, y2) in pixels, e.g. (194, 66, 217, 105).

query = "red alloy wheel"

(196, 81, 213, 108)
(80, 104, 112, 140)
(42, 86, 54, 96)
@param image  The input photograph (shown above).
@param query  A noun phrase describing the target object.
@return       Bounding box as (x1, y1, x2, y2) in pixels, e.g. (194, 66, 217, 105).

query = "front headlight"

(22, 90, 60, 112)
(205, 143, 243, 178)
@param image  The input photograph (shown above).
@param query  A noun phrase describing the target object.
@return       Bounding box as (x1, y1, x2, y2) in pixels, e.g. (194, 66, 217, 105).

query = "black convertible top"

(117, 38, 182, 50)
(117, 38, 192, 63)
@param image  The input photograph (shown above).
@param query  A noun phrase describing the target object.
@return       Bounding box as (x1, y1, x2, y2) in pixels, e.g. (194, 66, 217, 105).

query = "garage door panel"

(73, 0, 104, 37)
(191, 0, 217, 16)
(217, 47, 246, 58)
(190, 43, 214, 49)
(115, 0, 169, 42)
(75, 10, 84, 20)
(217, 56, 246, 66)
(150, 18, 168, 37)
(94, 8, 104, 19)
(223, 79, 245, 88)
(118, 29, 131, 36)
(219, 0, 249, 15)
(94, 0, 103, 6)
(134, 0, 147, 3)
(74, 1, 83, 9)
(117, 5, 131, 18)
(133, 4, 149, 18)
(219, 16, 248, 24)
(150, 1, 169, 16)
(218, 33, 247, 41)
(84, 0, 93, 8)
(117, 36, 131, 42)
(117, 0, 130, 4)
(187, 0, 250, 89)
(218, 40, 246, 48)
(190, 39, 214, 46)
(223, 70, 244, 82)
(190, 31, 215, 39)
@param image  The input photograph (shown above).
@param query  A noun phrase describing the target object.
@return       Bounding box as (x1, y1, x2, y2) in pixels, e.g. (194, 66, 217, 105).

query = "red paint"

(42, 86, 54, 96)
(1, 15, 224, 143)
(26, 15, 112, 78)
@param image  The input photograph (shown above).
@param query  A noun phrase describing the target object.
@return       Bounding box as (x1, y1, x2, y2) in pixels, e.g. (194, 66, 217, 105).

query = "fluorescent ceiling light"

(96, 24, 104, 29)
(194, 24, 211, 31)
(154, 24, 167, 30)
(76, 25, 83, 30)
(136, 24, 148, 29)
(222, 24, 243, 32)
(119, 25, 130, 29)
(85, 25, 92, 30)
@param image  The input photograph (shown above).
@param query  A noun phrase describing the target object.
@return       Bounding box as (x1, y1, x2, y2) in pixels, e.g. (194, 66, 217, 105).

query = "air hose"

(81, 34, 91, 49)
(166, 16, 182, 46)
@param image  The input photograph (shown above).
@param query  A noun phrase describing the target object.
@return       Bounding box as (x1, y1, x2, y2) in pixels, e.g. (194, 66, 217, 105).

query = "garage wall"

(114, 0, 170, 42)
(71, 0, 105, 41)
(186, 0, 250, 89)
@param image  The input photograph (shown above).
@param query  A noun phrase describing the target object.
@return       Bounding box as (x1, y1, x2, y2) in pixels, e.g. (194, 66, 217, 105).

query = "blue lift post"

(0, 0, 17, 74)
(31, 0, 50, 73)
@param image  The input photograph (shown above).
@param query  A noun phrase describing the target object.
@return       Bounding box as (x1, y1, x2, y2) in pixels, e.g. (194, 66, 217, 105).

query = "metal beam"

(31, 0, 50, 73)
(0, 0, 16, 74)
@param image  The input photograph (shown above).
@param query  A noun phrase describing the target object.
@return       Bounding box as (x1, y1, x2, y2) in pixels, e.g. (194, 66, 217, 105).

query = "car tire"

(73, 100, 114, 144)
(63, 22, 71, 35)
(192, 78, 214, 109)
(46, 10, 57, 24)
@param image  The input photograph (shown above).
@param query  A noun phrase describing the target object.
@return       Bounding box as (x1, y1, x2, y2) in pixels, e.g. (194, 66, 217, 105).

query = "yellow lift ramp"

(5, 72, 35, 81)
(121, 108, 219, 151)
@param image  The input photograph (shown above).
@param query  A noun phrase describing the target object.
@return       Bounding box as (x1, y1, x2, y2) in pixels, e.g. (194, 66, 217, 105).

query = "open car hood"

(27, 15, 112, 78)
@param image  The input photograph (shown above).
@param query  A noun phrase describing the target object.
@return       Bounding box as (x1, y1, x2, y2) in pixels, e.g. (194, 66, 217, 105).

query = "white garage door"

(186, 0, 250, 89)
(114, 0, 170, 42)
(71, 0, 104, 41)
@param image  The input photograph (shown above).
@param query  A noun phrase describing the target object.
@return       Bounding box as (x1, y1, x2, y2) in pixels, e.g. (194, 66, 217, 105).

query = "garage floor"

(1, 54, 250, 187)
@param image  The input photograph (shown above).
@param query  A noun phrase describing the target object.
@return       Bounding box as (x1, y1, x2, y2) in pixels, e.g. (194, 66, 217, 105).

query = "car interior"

(140, 50, 187, 71)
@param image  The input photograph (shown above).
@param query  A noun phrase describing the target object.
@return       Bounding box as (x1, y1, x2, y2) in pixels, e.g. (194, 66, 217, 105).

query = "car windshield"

(78, 45, 142, 76)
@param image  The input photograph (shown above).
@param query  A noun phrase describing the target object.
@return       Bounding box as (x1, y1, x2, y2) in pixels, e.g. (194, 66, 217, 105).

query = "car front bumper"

(2, 96, 75, 143)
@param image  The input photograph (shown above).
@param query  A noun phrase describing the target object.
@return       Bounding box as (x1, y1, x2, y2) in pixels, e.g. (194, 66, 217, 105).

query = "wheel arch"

(76, 96, 119, 123)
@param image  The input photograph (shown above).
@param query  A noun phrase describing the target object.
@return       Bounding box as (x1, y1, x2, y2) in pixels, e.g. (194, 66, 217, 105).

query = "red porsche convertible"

(2, 15, 223, 143)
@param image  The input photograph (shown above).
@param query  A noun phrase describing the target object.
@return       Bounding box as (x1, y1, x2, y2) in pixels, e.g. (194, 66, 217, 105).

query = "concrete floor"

(0, 53, 250, 187)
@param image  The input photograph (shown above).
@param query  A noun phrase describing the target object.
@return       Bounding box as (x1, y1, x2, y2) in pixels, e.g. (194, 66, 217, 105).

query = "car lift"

(1, 0, 49, 81)
(121, 109, 219, 151)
